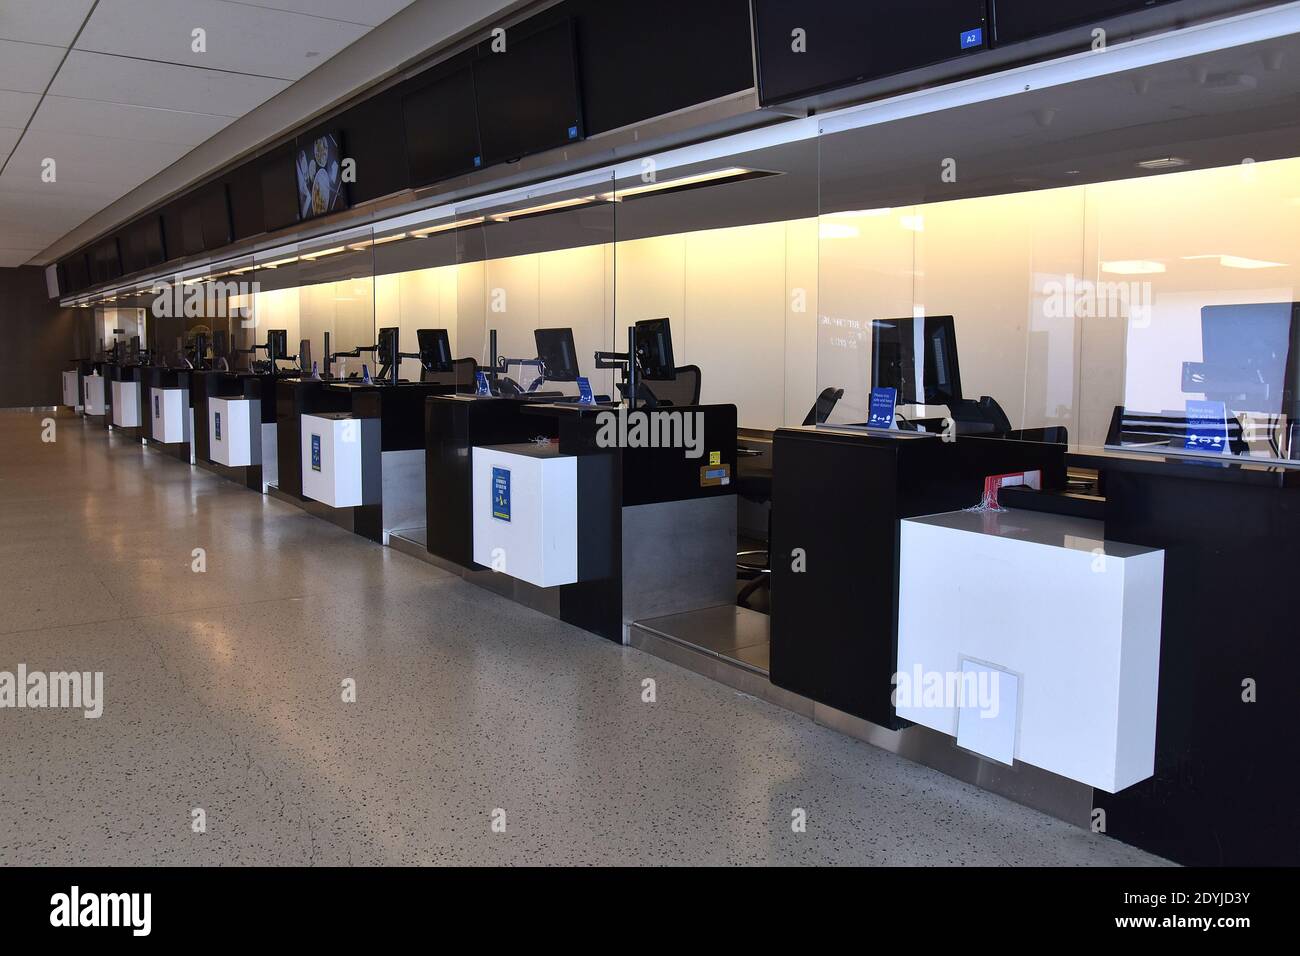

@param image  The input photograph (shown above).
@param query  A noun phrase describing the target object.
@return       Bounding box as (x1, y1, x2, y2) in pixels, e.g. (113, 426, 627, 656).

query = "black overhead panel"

(402, 63, 482, 187)
(260, 144, 300, 233)
(753, 0, 991, 104)
(200, 184, 233, 249)
(336, 87, 410, 204)
(160, 201, 185, 263)
(566, 0, 754, 135)
(991, 0, 1176, 44)
(473, 20, 585, 164)
(180, 200, 204, 257)
(226, 161, 265, 241)
(64, 253, 89, 292)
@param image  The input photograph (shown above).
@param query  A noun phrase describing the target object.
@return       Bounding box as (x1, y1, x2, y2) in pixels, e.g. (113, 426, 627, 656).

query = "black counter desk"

(768, 425, 1068, 727)
(192, 369, 294, 492)
(1063, 445, 1300, 866)
(277, 380, 457, 542)
(138, 366, 193, 463)
(424, 395, 738, 642)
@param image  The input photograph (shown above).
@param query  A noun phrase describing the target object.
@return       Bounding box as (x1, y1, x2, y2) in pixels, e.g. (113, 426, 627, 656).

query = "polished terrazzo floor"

(0, 410, 1166, 866)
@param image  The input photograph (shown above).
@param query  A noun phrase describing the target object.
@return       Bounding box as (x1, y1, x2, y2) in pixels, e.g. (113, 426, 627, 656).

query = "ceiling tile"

(0, 0, 96, 46)
(5, 129, 191, 187)
(50, 49, 289, 114)
(0, 127, 22, 157)
(32, 95, 234, 146)
(224, 1, 416, 29)
(76, 0, 369, 81)
(0, 90, 41, 127)
(0, 38, 66, 94)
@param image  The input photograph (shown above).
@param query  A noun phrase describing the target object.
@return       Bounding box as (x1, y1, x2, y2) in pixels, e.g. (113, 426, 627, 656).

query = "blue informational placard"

(214, 411, 221, 440)
(868, 387, 898, 429)
(1185, 399, 1229, 453)
(311, 434, 322, 471)
(476, 371, 492, 397)
(153, 394, 159, 418)
(960, 27, 984, 50)
(492, 466, 511, 522)
(576, 376, 595, 405)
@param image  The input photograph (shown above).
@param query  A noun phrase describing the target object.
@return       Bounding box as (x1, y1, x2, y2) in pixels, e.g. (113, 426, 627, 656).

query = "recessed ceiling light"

(1182, 254, 1287, 270)
(411, 217, 485, 238)
(1137, 157, 1189, 170)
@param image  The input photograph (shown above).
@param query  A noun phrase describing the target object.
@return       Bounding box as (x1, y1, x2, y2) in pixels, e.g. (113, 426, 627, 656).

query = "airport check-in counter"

(193, 369, 285, 492)
(286, 381, 453, 542)
(107, 363, 144, 438)
(140, 366, 194, 463)
(424, 394, 738, 643)
(81, 363, 108, 418)
(768, 424, 1300, 865)
(61, 360, 92, 411)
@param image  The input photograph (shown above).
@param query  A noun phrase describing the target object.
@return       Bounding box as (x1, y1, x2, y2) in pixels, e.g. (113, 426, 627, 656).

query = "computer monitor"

(634, 318, 676, 381)
(129, 335, 141, 360)
(376, 327, 399, 370)
(212, 330, 228, 360)
(416, 329, 453, 373)
(871, 315, 962, 406)
(534, 327, 580, 382)
(1190, 303, 1300, 418)
(265, 329, 288, 362)
(299, 339, 312, 374)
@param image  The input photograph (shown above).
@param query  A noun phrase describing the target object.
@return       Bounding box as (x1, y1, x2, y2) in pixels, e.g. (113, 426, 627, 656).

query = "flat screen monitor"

(1193, 303, 1300, 418)
(634, 318, 676, 381)
(992, 0, 1175, 46)
(265, 329, 288, 362)
(212, 330, 228, 359)
(402, 68, 483, 186)
(261, 148, 299, 231)
(417, 329, 453, 374)
(473, 21, 584, 164)
(535, 327, 580, 382)
(871, 315, 962, 406)
(299, 339, 312, 374)
(296, 132, 349, 221)
(754, 0, 989, 104)
(376, 327, 399, 371)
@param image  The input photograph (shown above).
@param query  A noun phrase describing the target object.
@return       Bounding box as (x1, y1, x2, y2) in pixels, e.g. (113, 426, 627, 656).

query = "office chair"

(642, 365, 701, 406)
(737, 388, 843, 610)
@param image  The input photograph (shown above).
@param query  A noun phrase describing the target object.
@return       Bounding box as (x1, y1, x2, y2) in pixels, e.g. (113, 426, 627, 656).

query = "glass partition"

(610, 137, 819, 425)
(455, 171, 617, 397)
(816, 109, 1085, 443)
(1080, 157, 1300, 462)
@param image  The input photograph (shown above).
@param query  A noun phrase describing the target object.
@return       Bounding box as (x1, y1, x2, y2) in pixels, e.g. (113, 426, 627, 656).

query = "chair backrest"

(422, 356, 478, 391)
(644, 365, 701, 406)
(802, 387, 844, 426)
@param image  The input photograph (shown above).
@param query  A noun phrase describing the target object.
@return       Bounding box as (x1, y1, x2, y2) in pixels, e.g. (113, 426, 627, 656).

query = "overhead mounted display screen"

(295, 131, 349, 220)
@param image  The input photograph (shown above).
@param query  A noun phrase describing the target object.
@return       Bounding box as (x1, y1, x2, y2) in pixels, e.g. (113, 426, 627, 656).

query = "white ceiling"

(0, 0, 417, 267)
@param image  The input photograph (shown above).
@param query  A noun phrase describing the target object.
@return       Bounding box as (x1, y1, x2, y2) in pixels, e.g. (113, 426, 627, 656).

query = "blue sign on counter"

(492, 467, 511, 522)
(476, 371, 492, 397)
(1185, 399, 1229, 453)
(960, 27, 984, 50)
(311, 434, 322, 471)
(214, 411, 221, 440)
(577, 376, 595, 405)
(153, 394, 159, 418)
(868, 387, 898, 429)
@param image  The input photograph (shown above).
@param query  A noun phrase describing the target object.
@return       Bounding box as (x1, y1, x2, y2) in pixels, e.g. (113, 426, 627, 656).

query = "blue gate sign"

(311, 434, 322, 471)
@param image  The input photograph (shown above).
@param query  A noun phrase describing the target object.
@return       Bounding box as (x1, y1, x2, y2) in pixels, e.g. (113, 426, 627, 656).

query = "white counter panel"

(209, 397, 253, 467)
(62, 371, 81, 408)
(110, 380, 139, 427)
(897, 509, 1164, 793)
(152, 388, 186, 444)
(472, 443, 577, 589)
(301, 413, 363, 508)
(83, 375, 105, 416)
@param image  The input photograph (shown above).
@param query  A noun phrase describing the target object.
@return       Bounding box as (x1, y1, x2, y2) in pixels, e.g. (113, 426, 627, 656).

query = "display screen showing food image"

(295, 132, 348, 219)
